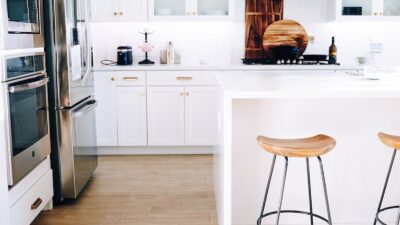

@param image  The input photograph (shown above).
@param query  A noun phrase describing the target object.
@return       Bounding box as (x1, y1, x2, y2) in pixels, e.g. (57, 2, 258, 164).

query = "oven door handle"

(73, 100, 98, 118)
(8, 77, 49, 93)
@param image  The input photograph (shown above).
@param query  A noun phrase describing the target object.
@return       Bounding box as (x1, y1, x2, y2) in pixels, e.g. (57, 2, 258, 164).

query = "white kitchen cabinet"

(383, 0, 400, 16)
(330, 0, 400, 21)
(148, 0, 233, 21)
(147, 87, 185, 146)
(94, 71, 219, 148)
(94, 72, 118, 146)
(91, 0, 147, 22)
(117, 87, 147, 146)
(91, 0, 118, 21)
(184, 86, 219, 145)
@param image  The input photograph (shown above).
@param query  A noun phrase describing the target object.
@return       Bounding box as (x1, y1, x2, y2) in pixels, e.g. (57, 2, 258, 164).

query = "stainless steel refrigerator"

(44, 0, 98, 203)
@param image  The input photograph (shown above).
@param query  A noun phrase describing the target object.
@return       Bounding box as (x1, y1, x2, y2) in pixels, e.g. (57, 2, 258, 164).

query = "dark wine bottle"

(329, 36, 337, 64)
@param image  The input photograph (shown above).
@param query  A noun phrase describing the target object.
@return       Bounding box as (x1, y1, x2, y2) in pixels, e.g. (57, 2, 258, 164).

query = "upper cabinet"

(91, 0, 233, 22)
(148, 0, 234, 21)
(331, 0, 400, 21)
(91, 0, 147, 22)
(383, 0, 400, 16)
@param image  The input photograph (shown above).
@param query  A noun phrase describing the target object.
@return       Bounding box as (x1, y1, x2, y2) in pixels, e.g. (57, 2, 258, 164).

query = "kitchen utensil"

(302, 54, 328, 61)
(342, 7, 362, 15)
(269, 45, 299, 61)
(117, 46, 133, 65)
(263, 19, 308, 60)
(244, 0, 284, 59)
(155, 8, 173, 15)
(160, 50, 181, 64)
(138, 29, 155, 65)
(202, 10, 228, 15)
(355, 57, 367, 65)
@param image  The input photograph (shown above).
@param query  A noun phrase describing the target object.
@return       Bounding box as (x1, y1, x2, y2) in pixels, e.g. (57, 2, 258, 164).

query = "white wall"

(91, 0, 400, 67)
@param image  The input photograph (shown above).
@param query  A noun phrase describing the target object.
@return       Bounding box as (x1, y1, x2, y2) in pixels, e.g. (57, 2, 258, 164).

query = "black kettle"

(117, 46, 133, 65)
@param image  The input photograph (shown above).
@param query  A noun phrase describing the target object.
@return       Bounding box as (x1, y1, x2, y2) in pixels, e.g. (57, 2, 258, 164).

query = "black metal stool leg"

(374, 150, 397, 225)
(306, 158, 314, 225)
(275, 157, 289, 225)
(396, 206, 400, 225)
(318, 156, 333, 225)
(257, 155, 277, 225)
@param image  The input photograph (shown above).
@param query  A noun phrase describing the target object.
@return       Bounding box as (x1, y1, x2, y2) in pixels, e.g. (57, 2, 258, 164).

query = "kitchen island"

(214, 70, 400, 225)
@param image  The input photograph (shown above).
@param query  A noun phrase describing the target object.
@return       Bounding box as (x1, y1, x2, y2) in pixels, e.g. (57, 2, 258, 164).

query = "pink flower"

(139, 43, 153, 53)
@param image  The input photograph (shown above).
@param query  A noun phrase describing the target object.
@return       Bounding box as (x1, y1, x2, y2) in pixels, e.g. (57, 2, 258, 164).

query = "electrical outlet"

(369, 42, 383, 53)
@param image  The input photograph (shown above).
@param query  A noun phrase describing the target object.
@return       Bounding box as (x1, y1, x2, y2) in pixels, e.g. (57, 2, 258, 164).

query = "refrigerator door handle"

(80, 1, 91, 88)
(73, 100, 97, 118)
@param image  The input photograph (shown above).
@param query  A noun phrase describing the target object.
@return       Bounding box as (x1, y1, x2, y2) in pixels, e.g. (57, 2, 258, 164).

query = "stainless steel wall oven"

(1, 52, 50, 187)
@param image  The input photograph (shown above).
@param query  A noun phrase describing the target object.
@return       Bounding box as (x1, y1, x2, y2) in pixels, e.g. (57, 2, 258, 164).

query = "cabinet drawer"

(147, 71, 219, 86)
(116, 71, 146, 86)
(10, 170, 53, 225)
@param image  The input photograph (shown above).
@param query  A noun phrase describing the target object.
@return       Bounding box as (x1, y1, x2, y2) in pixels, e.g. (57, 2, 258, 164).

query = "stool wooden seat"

(257, 134, 336, 157)
(378, 132, 400, 150)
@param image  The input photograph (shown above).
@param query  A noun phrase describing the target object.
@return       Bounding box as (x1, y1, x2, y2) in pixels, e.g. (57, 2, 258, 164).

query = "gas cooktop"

(242, 58, 340, 66)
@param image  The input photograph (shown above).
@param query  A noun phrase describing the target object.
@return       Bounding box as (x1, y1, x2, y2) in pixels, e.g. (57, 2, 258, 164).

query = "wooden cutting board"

(263, 19, 308, 59)
(244, 0, 284, 59)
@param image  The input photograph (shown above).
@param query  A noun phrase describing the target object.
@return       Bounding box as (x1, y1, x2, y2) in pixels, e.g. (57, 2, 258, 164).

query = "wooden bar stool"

(256, 134, 336, 225)
(374, 133, 400, 225)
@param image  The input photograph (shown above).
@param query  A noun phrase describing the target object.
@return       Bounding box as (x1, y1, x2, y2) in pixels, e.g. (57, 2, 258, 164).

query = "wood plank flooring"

(32, 155, 217, 225)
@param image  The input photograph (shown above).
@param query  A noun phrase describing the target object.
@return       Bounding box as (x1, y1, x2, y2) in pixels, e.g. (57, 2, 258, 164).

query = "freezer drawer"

(57, 97, 98, 199)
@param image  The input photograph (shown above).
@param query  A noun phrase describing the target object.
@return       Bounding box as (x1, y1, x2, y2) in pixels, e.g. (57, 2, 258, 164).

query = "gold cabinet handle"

(180, 92, 185, 96)
(176, 77, 192, 81)
(31, 198, 43, 210)
(119, 12, 123, 16)
(111, 77, 115, 81)
(114, 12, 118, 16)
(374, 12, 378, 16)
(185, 92, 190, 96)
(123, 77, 139, 80)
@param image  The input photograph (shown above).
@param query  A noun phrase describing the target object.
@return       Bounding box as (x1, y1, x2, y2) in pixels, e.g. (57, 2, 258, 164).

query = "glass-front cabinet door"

(149, 0, 232, 21)
(197, 0, 229, 16)
(338, 0, 400, 19)
(151, 0, 187, 19)
(341, 0, 374, 16)
(383, 0, 400, 16)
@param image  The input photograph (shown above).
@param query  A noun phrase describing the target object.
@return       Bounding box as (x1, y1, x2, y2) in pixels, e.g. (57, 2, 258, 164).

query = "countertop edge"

(92, 65, 361, 72)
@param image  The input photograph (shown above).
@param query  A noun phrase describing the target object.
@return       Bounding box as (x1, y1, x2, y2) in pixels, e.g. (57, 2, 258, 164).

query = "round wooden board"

(263, 19, 308, 59)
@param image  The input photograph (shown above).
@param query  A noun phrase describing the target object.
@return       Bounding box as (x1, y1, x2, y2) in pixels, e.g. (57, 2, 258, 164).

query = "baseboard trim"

(97, 146, 214, 155)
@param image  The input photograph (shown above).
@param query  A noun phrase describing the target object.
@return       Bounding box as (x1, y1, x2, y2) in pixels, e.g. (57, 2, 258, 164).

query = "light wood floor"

(32, 155, 217, 225)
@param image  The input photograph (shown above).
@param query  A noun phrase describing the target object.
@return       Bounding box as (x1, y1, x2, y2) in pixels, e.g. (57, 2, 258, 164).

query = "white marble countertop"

(217, 70, 400, 98)
(93, 64, 360, 72)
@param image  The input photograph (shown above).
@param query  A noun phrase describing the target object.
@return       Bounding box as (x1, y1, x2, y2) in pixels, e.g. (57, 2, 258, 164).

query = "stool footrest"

(376, 205, 400, 224)
(257, 210, 330, 224)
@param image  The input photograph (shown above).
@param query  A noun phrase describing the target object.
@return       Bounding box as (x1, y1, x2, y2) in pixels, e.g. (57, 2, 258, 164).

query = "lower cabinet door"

(117, 87, 147, 146)
(147, 86, 185, 146)
(185, 86, 219, 145)
(94, 73, 118, 146)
